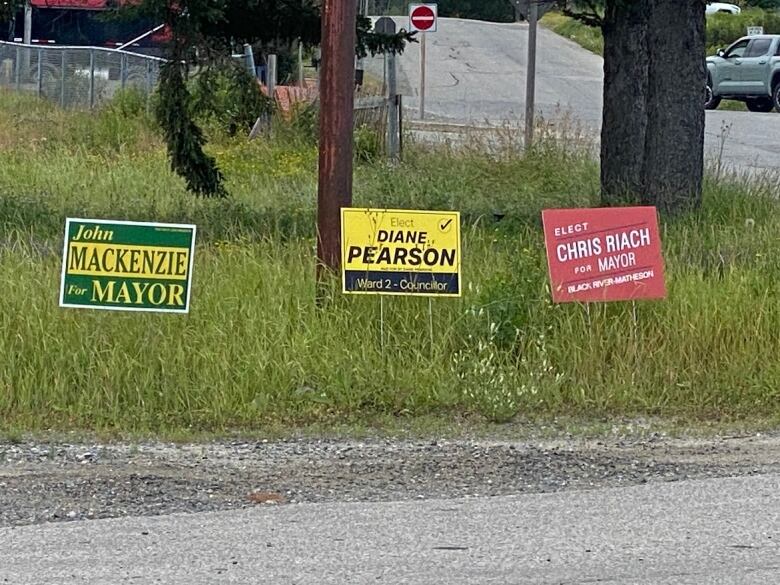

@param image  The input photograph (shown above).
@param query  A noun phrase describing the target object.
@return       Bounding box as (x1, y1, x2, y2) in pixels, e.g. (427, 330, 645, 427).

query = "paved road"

(2, 473, 779, 584)
(369, 17, 780, 173)
(372, 18, 603, 126)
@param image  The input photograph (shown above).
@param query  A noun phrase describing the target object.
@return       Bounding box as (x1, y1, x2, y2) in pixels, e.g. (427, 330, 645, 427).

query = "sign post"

(420, 31, 427, 120)
(525, 0, 538, 149)
(747, 26, 764, 36)
(542, 207, 666, 304)
(513, 1, 555, 149)
(409, 3, 438, 120)
(341, 208, 461, 297)
(375, 17, 401, 161)
(59, 218, 197, 314)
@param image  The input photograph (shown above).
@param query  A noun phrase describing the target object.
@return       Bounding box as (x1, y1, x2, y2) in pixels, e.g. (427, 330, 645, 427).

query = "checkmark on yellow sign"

(439, 218, 453, 233)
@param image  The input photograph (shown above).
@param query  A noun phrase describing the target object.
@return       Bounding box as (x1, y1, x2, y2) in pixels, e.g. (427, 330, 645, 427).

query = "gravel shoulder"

(3, 431, 780, 528)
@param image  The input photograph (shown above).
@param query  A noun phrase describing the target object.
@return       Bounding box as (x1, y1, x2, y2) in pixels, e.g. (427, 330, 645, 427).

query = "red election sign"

(542, 207, 666, 303)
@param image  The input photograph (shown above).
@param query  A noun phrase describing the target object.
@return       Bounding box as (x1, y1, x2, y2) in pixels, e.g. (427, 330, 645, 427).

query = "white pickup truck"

(705, 35, 780, 112)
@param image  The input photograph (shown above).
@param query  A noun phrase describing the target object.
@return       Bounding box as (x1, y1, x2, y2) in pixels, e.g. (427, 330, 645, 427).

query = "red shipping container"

(31, 0, 112, 9)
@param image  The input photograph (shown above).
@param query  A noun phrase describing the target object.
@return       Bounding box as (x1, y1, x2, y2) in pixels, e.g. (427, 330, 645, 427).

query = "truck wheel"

(746, 98, 774, 113)
(774, 83, 780, 113)
(705, 84, 721, 110)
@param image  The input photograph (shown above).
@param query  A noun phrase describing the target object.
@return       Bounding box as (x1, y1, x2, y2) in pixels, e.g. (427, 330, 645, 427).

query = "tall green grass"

(1, 89, 780, 432)
(543, 8, 780, 57)
(542, 12, 604, 55)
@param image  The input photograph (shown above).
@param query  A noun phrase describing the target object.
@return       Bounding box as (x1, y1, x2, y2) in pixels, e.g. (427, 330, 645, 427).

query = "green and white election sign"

(59, 218, 197, 314)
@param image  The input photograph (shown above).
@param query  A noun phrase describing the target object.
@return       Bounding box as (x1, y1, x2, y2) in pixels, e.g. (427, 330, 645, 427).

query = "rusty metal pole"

(317, 0, 357, 281)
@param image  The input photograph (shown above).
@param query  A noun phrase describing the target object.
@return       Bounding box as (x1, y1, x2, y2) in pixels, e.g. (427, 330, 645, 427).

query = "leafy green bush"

(543, 8, 780, 57)
(191, 64, 274, 136)
(354, 124, 383, 162)
(707, 9, 780, 53)
(107, 86, 150, 118)
(376, 0, 515, 21)
(437, 0, 515, 23)
(286, 101, 320, 143)
(743, 0, 780, 10)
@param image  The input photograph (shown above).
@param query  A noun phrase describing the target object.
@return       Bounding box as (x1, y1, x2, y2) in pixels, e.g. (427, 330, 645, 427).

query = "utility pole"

(524, 1, 538, 150)
(317, 0, 357, 278)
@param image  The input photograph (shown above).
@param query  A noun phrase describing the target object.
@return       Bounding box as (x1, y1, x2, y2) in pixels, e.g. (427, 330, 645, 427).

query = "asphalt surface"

(2, 435, 780, 583)
(374, 18, 604, 126)
(2, 472, 779, 584)
(368, 17, 780, 173)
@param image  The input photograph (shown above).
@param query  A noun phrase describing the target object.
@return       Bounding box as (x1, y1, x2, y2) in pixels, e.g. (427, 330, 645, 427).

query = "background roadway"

(368, 18, 780, 174)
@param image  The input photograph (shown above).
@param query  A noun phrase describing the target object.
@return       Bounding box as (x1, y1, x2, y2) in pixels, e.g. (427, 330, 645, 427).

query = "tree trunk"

(642, 0, 706, 214)
(600, 0, 649, 206)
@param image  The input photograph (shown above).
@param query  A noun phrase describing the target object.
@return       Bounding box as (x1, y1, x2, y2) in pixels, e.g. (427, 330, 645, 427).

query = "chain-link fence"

(0, 42, 162, 109)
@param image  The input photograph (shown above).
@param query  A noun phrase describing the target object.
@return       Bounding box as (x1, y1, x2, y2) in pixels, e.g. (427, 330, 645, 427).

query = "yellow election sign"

(341, 208, 461, 297)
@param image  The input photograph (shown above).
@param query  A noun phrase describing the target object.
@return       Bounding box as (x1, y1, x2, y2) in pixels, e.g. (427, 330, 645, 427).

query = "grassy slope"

(541, 9, 780, 112)
(1, 90, 780, 434)
(541, 12, 604, 56)
(542, 8, 780, 57)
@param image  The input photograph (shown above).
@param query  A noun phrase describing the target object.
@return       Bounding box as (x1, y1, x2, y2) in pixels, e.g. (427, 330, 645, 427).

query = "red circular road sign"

(410, 5, 436, 32)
